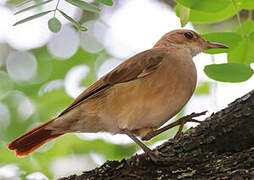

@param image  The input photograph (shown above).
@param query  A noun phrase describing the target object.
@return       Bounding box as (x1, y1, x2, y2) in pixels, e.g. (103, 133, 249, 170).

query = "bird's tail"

(8, 118, 64, 157)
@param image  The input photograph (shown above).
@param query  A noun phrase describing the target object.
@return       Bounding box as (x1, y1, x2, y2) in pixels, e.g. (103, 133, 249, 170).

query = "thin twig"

(249, 10, 253, 20)
(231, 0, 244, 37)
(54, 0, 61, 17)
(232, 0, 242, 26)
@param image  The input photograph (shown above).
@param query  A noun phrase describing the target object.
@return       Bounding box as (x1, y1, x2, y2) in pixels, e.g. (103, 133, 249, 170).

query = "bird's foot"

(178, 111, 207, 125)
(141, 111, 207, 141)
(173, 111, 207, 140)
(146, 149, 183, 164)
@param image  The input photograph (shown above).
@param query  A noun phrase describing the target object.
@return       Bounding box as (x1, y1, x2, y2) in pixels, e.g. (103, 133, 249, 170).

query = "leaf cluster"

(13, 0, 113, 32)
(176, 0, 254, 82)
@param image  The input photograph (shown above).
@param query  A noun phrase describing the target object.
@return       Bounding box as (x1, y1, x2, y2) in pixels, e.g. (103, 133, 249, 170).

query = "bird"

(8, 29, 228, 162)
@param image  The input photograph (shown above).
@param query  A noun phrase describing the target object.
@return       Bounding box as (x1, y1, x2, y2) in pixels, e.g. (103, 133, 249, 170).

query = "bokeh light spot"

(26, 172, 49, 180)
(80, 20, 106, 53)
(250, 63, 254, 70)
(18, 98, 35, 120)
(39, 80, 65, 96)
(6, 51, 37, 82)
(65, 65, 90, 98)
(0, 103, 10, 129)
(7, 91, 35, 121)
(6, 6, 51, 50)
(47, 25, 80, 59)
(0, 164, 22, 179)
(101, 0, 192, 58)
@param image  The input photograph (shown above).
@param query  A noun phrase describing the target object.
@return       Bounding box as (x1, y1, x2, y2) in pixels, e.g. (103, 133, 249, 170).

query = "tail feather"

(8, 118, 64, 157)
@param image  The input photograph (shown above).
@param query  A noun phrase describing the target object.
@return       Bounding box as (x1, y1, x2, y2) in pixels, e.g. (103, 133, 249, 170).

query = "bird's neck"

(153, 39, 173, 49)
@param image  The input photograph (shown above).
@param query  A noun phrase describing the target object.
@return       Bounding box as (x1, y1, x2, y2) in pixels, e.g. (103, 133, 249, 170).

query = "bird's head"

(154, 29, 228, 57)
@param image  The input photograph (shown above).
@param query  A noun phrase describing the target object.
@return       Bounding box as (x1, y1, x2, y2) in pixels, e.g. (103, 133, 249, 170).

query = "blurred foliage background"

(0, 0, 254, 179)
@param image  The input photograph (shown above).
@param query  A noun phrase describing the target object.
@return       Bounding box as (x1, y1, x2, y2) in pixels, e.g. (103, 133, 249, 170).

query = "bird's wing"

(58, 48, 167, 117)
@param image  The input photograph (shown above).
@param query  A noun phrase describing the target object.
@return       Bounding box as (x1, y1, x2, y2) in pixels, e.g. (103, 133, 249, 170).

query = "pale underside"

(47, 47, 197, 139)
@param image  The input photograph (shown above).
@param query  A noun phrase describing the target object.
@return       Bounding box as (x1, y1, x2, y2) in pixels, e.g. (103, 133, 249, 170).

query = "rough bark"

(59, 90, 254, 180)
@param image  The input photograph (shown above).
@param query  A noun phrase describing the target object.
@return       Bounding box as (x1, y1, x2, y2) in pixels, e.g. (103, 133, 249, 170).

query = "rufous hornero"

(8, 29, 228, 162)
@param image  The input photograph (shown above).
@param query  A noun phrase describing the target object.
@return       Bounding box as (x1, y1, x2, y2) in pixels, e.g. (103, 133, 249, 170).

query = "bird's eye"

(184, 32, 193, 39)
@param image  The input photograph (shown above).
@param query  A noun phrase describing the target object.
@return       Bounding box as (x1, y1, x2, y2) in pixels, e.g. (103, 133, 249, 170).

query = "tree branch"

(59, 90, 254, 179)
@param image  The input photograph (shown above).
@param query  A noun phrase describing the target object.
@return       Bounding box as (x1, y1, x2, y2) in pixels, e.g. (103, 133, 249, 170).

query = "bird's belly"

(102, 75, 194, 132)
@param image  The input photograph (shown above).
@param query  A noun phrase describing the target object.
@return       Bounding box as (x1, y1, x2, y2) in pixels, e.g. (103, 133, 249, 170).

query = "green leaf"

(204, 63, 253, 82)
(65, 0, 101, 13)
(175, 0, 231, 12)
(48, 17, 62, 33)
(228, 38, 254, 65)
(6, 0, 32, 6)
(58, 10, 88, 31)
(13, 10, 52, 26)
(179, 4, 190, 27)
(95, 0, 113, 6)
(175, 3, 237, 23)
(202, 32, 241, 54)
(249, 31, 254, 42)
(14, 0, 54, 15)
(79, 26, 88, 31)
(237, 19, 254, 36)
(195, 82, 211, 95)
(239, 0, 254, 9)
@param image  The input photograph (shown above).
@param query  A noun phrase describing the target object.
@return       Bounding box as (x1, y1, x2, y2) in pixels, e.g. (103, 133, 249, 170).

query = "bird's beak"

(204, 41, 228, 50)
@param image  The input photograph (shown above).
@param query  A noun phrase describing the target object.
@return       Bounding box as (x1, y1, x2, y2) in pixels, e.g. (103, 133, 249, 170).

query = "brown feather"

(59, 48, 165, 117)
(8, 118, 63, 157)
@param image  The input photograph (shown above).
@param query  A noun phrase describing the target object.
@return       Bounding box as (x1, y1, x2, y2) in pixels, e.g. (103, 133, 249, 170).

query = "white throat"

(184, 45, 203, 57)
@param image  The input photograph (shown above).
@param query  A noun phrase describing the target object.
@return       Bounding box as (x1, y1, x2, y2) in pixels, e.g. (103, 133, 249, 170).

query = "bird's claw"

(173, 111, 208, 140)
(146, 150, 183, 164)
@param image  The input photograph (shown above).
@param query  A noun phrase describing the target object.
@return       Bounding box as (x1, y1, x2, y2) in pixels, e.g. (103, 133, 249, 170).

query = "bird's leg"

(122, 129, 152, 154)
(122, 129, 181, 163)
(142, 111, 207, 141)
